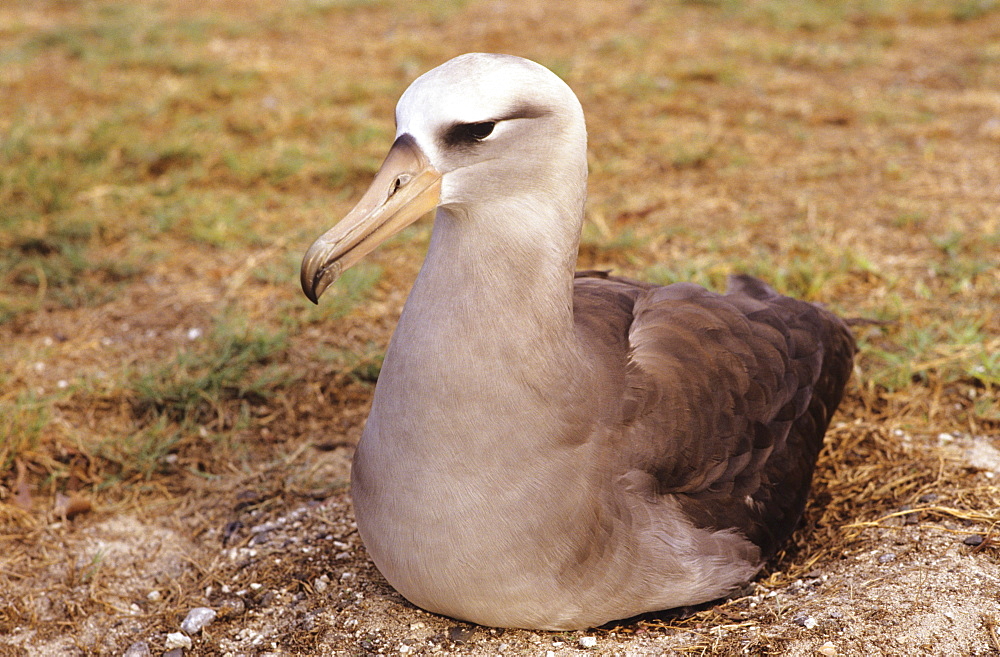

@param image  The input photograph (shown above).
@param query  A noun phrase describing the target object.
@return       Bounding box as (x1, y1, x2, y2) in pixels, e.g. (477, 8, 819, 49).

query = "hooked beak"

(301, 134, 442, 303)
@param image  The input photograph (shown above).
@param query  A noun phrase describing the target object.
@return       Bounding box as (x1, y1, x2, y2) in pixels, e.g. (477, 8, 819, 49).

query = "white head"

(397, 53, 587, 215)
(302, 53, 589, 302)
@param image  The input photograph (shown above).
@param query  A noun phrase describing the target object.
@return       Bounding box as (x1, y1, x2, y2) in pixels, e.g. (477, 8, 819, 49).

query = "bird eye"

(466, 122, 495, 140)
(443, 121, 497, 147)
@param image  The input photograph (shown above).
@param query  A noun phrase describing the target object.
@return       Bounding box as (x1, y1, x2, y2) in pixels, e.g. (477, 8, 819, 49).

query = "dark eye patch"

(438, 104, 549, 151)
(443, 121, 496, 147)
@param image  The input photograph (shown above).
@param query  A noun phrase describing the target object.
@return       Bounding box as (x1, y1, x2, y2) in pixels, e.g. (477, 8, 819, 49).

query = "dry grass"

(1, 0, 999, 654)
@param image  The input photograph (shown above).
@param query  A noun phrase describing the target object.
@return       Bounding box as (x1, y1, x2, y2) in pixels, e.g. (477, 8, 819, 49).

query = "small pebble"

(146, 590, 161, 602)
(817, 641, 837, 656)
(793, 613, 818, 629)
(899, 506, 919, 525)
(121, 641, 151, 657)
(221, 521, 243, 546)
(579, 636, 598, 648)
(448, 625, 476, 644)
(163, 632, 192, 650)
(216, 597, 245, 619)
(878, 552, 895, 564)
(964, 534, 985, 546)
(163, 651, 183, 657)
(180, 606, 217, 634)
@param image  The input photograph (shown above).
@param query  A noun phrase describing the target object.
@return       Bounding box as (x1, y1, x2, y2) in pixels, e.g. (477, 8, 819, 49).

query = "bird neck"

(403, 200, 581, 351)
(369, 197, 589, 458)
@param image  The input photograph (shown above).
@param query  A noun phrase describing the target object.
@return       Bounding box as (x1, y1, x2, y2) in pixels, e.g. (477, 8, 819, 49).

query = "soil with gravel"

(4, 428, 1000, 656)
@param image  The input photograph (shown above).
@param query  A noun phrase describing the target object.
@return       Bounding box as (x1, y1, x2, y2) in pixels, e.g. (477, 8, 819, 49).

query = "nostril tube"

(389, 174, 411, 198)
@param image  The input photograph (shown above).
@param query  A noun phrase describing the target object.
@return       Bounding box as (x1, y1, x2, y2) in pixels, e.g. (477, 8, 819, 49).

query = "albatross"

(301, 53, 855, 631)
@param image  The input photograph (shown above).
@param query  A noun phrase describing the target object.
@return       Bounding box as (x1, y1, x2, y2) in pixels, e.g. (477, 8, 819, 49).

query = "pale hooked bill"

(301, 53, 856, 631)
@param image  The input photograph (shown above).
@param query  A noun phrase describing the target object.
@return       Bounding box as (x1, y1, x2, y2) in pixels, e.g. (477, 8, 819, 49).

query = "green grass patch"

(95, 416, 185, 483)
(686, 0, 999, 29)
(953, 0, 1000, 21)
(87, 308, 301, 482)
(16, 5, 220, 73)
(130, 313, 294, 427)
(317, 342, 386, 384)
(302, 262, 385, 322)
(858, 311, 999, 393)
(580, 225, 653, 266)
(0, 3, 285, 322)
(0, 390, 51, 474)
(644, 261, 728, 291)
(277, 0, 471, 19)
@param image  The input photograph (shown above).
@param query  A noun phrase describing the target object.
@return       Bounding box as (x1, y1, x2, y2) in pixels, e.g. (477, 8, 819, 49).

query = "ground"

(1, 0, 999, 655)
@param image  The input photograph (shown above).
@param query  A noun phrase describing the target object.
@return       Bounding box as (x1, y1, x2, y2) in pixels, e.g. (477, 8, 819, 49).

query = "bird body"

(302, 53, 855, 630)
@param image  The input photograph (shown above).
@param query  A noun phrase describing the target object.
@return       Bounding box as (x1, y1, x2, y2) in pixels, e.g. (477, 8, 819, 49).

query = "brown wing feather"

(573, 271, 856, 559)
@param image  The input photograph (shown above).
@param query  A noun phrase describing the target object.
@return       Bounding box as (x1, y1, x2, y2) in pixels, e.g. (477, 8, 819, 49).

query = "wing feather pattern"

(573, 271, 855, 560)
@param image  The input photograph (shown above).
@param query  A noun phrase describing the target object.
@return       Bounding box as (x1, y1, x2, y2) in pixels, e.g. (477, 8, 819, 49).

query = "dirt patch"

(3, 424, 999, 655)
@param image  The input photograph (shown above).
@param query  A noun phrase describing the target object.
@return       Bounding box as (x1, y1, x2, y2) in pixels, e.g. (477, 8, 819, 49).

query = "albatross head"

(301, 53, 588, 303)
